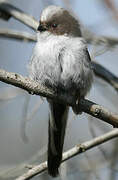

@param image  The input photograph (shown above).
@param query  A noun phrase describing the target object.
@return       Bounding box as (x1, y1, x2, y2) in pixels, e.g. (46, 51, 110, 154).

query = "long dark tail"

(48, 101, 69, 177)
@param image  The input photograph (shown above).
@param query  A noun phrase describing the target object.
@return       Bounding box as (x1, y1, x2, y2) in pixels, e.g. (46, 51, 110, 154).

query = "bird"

(28, 5, 93, 177)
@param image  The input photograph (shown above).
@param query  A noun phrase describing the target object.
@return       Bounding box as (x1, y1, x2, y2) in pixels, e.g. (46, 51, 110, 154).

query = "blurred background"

(0, 0, 118, 179)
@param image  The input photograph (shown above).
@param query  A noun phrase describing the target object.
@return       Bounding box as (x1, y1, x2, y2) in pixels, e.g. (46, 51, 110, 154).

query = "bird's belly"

(32, 57, 61, 89)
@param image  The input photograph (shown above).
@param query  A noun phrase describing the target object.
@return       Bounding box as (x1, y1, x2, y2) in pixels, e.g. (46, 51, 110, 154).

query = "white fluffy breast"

(29, 33, 92, 97)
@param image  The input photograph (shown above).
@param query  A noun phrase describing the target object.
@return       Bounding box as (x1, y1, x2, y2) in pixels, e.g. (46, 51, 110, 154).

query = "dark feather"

(48, 101, 68, 177)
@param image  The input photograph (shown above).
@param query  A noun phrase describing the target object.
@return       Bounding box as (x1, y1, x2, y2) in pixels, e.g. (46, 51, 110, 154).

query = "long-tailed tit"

(29, 5, 93, 177)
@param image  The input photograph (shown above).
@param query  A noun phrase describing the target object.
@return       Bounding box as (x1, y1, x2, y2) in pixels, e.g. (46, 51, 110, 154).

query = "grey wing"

(60, 45, 93, 97)
(80, 48, 93, 96)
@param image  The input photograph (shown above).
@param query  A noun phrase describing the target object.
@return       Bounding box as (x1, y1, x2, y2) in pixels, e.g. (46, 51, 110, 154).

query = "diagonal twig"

(0, 29, 36, 42)
(15, 128, 118, 180)
(0, 2, 38, 30)
(0, 68, 118, 127)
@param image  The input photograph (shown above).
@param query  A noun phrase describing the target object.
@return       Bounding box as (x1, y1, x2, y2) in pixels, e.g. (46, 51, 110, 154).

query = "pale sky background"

(0, 0, 118, 180)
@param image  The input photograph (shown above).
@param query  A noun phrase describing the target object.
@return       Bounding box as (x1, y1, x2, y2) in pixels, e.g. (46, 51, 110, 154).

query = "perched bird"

(29, 5, 93, 177)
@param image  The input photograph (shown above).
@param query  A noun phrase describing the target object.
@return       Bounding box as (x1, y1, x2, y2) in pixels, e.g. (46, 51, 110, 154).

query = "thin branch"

(89, 35, 118, 47)
(92, 61, 118, 92)
(79, 99, 118, 127)
(0, 68, 118, 127)
(0, 2, 38, 30)
(82, 28, 118, 47)
(15, 128, 118, 180)
(0, 29, 36, 42)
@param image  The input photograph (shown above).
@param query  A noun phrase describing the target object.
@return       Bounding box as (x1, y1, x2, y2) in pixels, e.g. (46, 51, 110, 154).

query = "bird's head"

(37, 5, 81, 38)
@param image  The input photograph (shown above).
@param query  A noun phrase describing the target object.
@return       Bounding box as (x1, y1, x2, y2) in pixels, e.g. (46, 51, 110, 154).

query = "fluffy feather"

(28, 5, 93, 177)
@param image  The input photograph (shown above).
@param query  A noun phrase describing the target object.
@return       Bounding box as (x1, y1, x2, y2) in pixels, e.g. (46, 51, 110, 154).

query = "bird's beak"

(37, 24, 47, 32)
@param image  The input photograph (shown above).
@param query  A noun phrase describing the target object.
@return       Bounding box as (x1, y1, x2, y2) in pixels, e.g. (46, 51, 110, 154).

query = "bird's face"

(37, 5, 81, 38)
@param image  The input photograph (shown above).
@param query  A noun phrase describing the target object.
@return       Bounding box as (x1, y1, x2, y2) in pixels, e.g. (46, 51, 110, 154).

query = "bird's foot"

(72, 98, 82, 115)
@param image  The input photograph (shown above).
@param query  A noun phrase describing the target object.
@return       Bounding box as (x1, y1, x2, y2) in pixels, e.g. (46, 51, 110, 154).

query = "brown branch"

(15, 128, 118, 180)
(0, 29, 36, 42)
(0, 68, 118, 127)
(79, 99, 118, 127)
(0, 2, 38, 30)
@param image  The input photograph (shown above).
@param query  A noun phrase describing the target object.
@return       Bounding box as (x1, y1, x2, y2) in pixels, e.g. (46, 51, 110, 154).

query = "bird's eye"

(52, 23, 58, 28)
